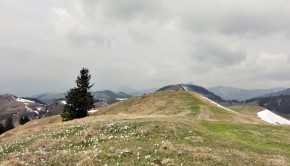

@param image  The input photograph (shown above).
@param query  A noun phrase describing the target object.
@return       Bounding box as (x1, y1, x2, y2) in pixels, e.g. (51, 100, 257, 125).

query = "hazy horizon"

(1, 0, 290, 96)
(0, 83, 287, 98)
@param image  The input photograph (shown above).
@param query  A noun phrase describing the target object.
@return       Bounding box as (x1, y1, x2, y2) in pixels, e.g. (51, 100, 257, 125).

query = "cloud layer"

(1, 0, 290, 96)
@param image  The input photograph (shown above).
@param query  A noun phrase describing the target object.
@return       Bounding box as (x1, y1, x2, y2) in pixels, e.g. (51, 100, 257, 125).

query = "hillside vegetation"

(246, 95, 290, 118)
(0, 91, 290, 166)
(0, 94, 48, 125)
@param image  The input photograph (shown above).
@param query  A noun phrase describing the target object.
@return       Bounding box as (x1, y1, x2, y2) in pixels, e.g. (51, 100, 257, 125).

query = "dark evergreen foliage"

(61, 68, 95, 121)
(226, 99, 240, 103)
(246, 95, 290, 114)
(4, 117, 14, 131)
(0, 123, 4, 135)
(157, 84, 225, 102)
(156, 85, 176, 92)
(53, 98, 65, 102)
(187, 84, 225, 102)
(19, 116, 30, 125)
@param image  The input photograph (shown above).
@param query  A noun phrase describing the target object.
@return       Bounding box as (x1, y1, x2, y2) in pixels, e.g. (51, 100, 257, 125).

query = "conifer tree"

(4, 117, 14, 131)
(61, 68, 95, 121)
(0, 123, 4, 135)
(19, 116, 30, 125)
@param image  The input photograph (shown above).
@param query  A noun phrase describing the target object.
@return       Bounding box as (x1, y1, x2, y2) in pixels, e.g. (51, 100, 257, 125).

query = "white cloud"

(1, 0, 290, 96)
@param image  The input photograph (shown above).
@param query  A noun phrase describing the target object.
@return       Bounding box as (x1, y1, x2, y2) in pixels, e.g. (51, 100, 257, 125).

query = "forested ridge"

(247, 95, 290, 114)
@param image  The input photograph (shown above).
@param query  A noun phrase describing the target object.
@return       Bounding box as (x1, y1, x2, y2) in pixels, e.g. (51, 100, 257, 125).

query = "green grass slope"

(95, 91, 263, 124)
(95, 91, 202, 116)
(0, 91, 289, 165)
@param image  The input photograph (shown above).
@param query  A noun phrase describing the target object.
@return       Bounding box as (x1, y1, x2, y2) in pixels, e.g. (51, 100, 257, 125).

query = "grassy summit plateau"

(1, 91, 290, 165)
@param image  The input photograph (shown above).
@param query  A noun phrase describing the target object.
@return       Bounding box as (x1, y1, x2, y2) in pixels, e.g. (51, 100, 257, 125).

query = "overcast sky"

(1, 0, 290, 96)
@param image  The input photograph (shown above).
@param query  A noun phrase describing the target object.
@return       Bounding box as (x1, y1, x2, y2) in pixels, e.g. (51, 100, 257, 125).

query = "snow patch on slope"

(13, 96, 35, 103)
(60, 100, 67, 105)
(25, 106, 33, 112)
(181, 85, 188, 91)
(257, 109, 290, 125)
(201, 96, 236, 113)
(116, 98, 128, 101)
(88, 109, 99, 114)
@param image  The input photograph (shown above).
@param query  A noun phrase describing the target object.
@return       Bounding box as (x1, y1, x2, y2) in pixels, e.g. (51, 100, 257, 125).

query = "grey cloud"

(102, 0, 162, 20)
(67, 33, 110, 47)
(61, 0, 165, 45)
(74, 0, 162, 21)
(0, 46, 32, 58)
(219, 12, 290, 35)
(251, 53, 290, 81)
(190, 34, 246, 67)
(1, 0, 290, 96)
(181, 0, 290, 35)
(259, 72, 290, 82)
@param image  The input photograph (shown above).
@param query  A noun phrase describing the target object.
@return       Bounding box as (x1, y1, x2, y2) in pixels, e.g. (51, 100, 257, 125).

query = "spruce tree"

(61, 68, 95, 121)
(0, 123, 4, 135)
(4, 117, 14, 131)
(19, 116, 30, 125)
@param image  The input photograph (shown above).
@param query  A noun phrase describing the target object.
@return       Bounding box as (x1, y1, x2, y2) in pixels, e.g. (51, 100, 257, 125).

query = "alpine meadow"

(1, 0, 290, 166)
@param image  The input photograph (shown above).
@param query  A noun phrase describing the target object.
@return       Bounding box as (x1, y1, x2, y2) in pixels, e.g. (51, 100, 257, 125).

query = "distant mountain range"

(129, 88, 159, 96)
(92, 90, 132, 100)
(0, 94, 65, 124)
(157, 84, 224, 102)
(261, 88, 290, 97)
(0, 90, 132, 125)
(114, 85, 158, 96)
(32, 90, 132, 104)
(207, 86, 286, 101)
(31, 93, 66, 105)
(2, 85, 290, 125)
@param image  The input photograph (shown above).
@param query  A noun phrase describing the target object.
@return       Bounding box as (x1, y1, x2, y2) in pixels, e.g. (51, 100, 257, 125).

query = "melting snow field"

(25, 106, 32, 112)
(181, 85, 188, 91)
(116, 98, 128, 101)
(60, 100, 67, 105)
(88, 110, 99, 114)
(13, 96, 35, 103)
(257, 109, 290, 125)
(201, 96, 236, 113)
